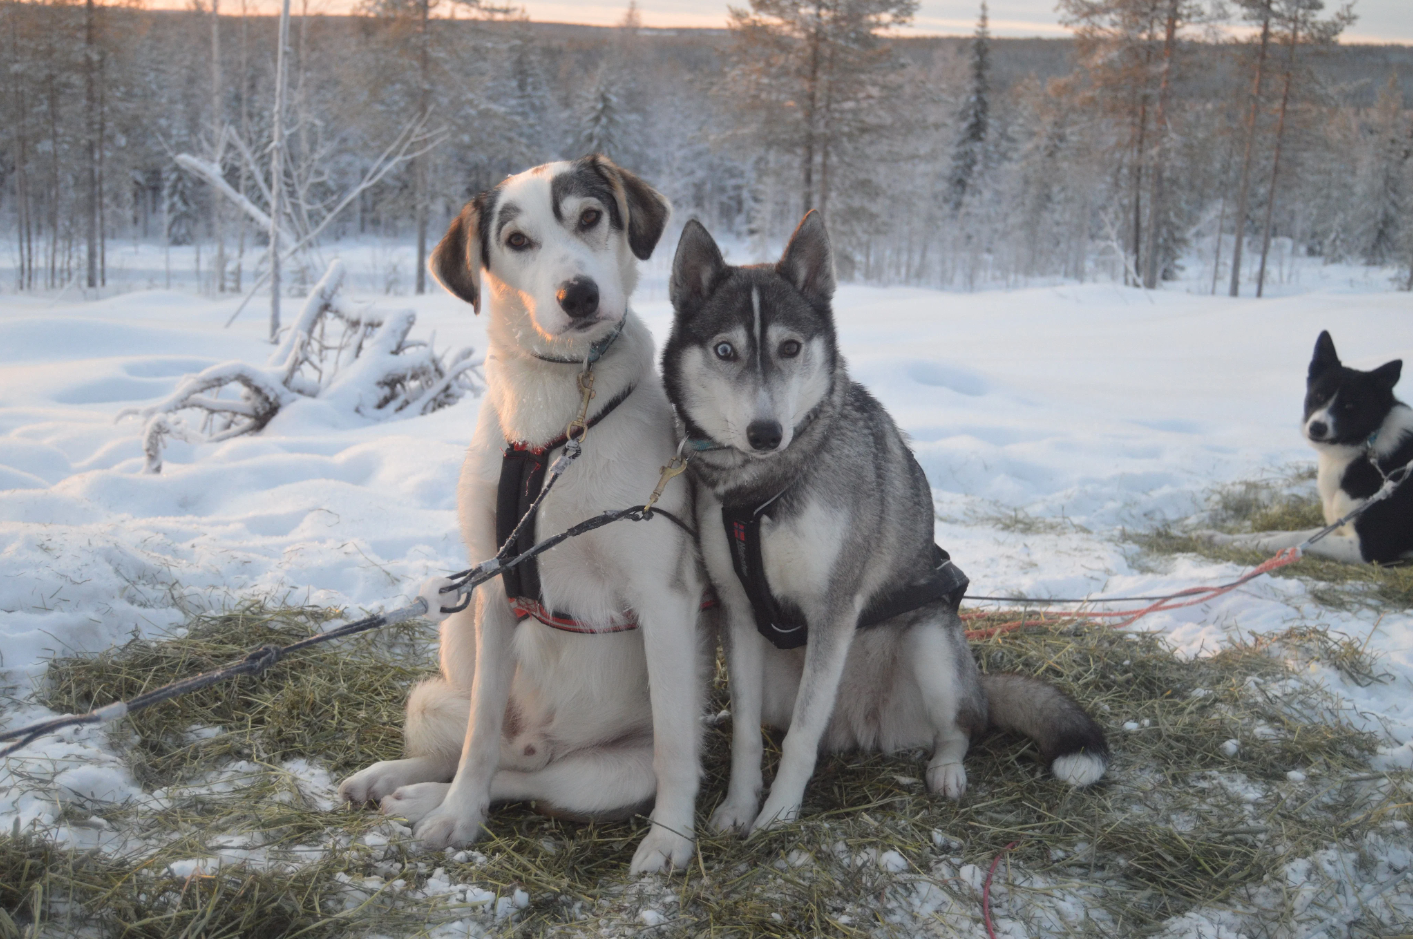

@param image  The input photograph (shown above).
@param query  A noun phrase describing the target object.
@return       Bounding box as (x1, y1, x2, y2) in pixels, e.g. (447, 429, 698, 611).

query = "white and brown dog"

(338, 156, 708, 873)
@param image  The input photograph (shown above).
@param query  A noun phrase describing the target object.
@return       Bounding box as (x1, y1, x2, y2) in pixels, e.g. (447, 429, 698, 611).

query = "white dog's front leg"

(750, 611, 855, 834)
(1197, 528, 1316, 552)
(408, 587, 518, 851)
(629, 585, 703, 874)
(711, 610, 765, 835)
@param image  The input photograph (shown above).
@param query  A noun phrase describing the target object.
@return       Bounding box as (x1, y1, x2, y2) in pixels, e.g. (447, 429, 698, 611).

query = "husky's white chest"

(757, 500, 847, 605)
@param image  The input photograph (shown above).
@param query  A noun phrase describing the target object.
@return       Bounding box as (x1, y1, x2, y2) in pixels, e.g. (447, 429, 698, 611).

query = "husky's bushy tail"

(981, 674, 1109, 787)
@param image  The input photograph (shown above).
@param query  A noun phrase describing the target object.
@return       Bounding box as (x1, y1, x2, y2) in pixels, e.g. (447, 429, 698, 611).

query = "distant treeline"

(1, 1, 1410, 295)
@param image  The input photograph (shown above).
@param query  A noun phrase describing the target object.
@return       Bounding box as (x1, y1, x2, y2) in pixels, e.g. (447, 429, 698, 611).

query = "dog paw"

(1192, 529, 1235, 545)
(380, 783, 451, 824)
(748, 799, 800, 834)
(630, 825, 694, 874)
(412, 804, 488, 852)
(339, 760, 415, 805)
(927, 761, 968, 800)
(709, 798, 759, 835)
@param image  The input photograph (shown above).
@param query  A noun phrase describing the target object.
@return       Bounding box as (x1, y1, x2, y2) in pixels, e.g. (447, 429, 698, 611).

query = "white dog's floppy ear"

(670, 219, 728, 316)
(1309, 330, 1340, 380)
(591, 155, 671, 260)
(429, 197, 483, 312)
(777, 210, 836, 309)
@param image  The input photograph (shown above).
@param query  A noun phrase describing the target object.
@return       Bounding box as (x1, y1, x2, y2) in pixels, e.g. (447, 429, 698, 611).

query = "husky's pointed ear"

(1309, 330, 1340, 379)
(591, 155, 671, 260)
(1371, 359, 1402, 391)
(430, 197, 484, 312)
(670, 219, 728, 316)
(777, 210, 835, 308)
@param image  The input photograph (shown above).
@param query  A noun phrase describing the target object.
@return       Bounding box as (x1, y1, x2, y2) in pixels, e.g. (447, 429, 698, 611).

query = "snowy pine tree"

(947, 1, 989, 212)
(578, 69, 629, 159)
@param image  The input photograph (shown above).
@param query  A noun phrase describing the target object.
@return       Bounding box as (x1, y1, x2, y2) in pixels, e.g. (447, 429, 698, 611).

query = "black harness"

(721, 494, 969, 650)
(497, 385, 637, 633)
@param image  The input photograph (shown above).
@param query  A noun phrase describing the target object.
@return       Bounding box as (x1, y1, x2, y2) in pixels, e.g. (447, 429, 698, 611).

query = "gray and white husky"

(338, 157, 708, 873)
(662, 213, 1109, 834)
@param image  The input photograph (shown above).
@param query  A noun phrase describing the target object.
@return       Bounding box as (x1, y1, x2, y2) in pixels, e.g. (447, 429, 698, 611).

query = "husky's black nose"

(747, 420, 783, 452)
(1308, 420, 1329, 439)
(557, 277, 600, 320)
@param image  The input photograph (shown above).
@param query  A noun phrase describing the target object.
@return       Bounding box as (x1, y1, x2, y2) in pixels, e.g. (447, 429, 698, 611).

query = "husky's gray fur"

(662, 213, 1109, 834)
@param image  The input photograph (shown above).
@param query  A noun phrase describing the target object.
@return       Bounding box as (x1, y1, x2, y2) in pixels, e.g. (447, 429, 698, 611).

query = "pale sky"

(162, 0, 1412, 44)
(515, 0, 1410, 43)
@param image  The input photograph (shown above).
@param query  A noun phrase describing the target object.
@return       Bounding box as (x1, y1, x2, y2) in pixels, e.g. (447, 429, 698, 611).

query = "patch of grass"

(15, 602, 1406, 937)
(41, 604, 434, 787)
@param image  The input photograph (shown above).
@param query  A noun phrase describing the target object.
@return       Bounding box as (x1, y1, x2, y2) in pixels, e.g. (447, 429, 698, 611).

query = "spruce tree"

(947, 1, 989, 213)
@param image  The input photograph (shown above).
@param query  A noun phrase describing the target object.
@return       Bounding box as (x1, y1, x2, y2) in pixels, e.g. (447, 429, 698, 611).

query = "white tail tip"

(1052, 752, 1107, 787)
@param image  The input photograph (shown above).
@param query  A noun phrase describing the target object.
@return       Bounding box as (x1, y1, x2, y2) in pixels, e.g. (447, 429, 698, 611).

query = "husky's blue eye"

(779, 340, 802, 358)
(714, 342, 735, 361)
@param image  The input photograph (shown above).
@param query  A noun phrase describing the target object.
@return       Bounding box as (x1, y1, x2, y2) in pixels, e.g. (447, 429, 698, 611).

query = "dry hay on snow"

(2, 601, 1409, 938)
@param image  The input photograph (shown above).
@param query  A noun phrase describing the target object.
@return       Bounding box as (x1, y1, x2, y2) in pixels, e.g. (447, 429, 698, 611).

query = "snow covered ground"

(1, 255, 1410, 935)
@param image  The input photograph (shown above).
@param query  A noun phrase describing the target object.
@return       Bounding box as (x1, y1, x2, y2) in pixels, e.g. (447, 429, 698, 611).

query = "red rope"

(982, 841, 1019, 939)
(963, 547, 1303, 641)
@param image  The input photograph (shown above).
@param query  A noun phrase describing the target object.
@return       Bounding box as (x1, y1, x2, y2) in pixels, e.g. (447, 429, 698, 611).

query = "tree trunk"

(801, 2, 823, 214)
(83, 0, 99, 290)
(269, 0, 291, 341)
(1256, 19, 1298, 298)
(211, 0, 226, 292)
(414, 0, 430, 294)
(1229, 4, 1271, 297)
(1130, 85, 1148, 286)
(1142, 0, 1179, 289)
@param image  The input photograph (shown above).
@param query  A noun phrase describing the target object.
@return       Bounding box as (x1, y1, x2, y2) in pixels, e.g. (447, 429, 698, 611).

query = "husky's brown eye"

(579, 208, 601, 230)
(714, 341, 736, 361)
(507, 232, 530, 250)
(779, 339, 802, 358)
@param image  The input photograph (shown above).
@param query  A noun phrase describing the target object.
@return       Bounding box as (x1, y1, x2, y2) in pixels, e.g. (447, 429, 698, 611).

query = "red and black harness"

(721, 492, 969, 651)
(496, 385, 640, 633)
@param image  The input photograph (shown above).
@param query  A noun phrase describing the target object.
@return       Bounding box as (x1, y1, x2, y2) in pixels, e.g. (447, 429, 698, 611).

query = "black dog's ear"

(429, 197, 485, 312)
(670, 219, 728, 316)
(1309, 330, 1340, 380)
(777, 210, 836, 309)
(1371, 359, 1403, 391)
(591, 155, 671, 260)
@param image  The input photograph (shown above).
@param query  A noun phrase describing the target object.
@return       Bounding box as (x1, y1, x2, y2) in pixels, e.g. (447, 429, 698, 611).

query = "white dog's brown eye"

(714, 341, 736, 361)
(579, 208, 601, 230)
(779, 339, 802, 358)
(507, 232, 530, 250)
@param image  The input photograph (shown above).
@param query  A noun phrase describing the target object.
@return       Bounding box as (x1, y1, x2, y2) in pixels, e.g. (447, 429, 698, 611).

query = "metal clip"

(565, 369, 597, 442)
(643, 439, 691, 516)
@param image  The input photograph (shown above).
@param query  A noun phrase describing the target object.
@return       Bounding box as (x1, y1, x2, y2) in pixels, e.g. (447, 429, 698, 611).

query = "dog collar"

(531, 317, 627, 366)
(1366, 429, 1381, 451)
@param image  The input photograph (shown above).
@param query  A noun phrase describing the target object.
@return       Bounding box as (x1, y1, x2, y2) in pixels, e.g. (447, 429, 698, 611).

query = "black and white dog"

(662, 212, 1108, 834)
(338, 157, 709, 873)
(1204, 331, 1412, 564)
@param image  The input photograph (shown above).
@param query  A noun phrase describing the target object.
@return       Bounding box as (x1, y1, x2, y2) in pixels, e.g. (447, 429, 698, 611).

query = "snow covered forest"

(1, 0, 1411, 298)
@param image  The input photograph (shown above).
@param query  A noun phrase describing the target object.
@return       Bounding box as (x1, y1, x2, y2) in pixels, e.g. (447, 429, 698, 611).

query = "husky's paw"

(381, 782, 451, 824)
(709, 797, 759, 835)
(748, 798, 800, 834)
(1051, 752, 1107, 788)
(339, 760, 422, 806)
(630, 825, 694, 874)
(1193, 529, 1236, 546)
(926, 761, 968, 800)
(412, 802, 488, 852)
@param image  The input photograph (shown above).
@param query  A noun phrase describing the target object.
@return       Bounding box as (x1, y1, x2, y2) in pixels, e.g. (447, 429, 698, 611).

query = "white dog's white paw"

(1193, 529, 1237, 546)
(412, 802, 488, 852)
(380, 782, 451, 824)
(630, 825, 695, 874)
(339, 760, 421, 805)
(1051, 752, 1107, 788)
(927, 761, 968, 800)
(748, 798, 800, 835)
(709, 797, 760, 835)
